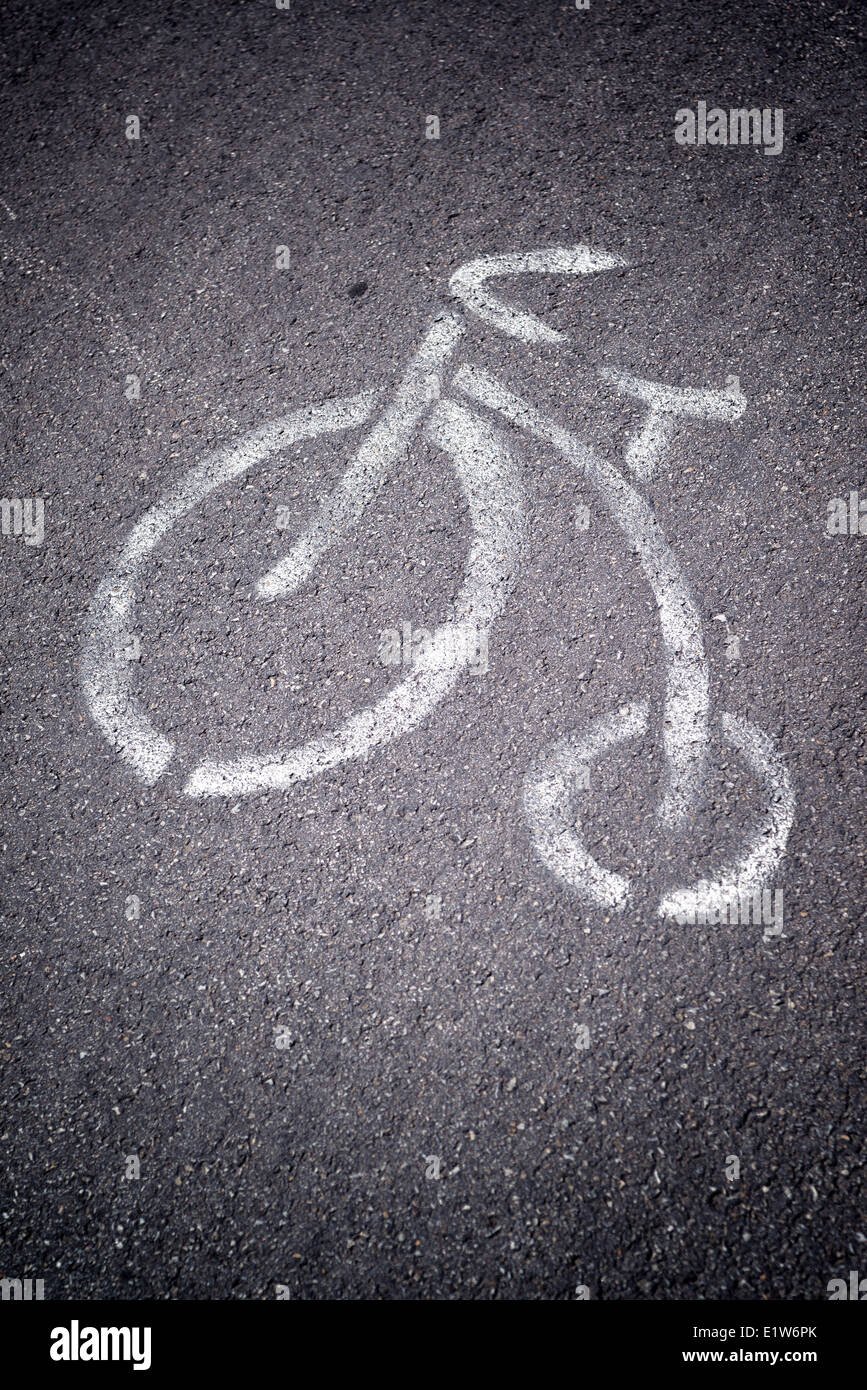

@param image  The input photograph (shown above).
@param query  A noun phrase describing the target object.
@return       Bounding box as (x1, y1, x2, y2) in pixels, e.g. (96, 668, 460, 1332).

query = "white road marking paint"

(599, 368, 746, 481)
(657, 713, 795, 921)
(453, 361, 708, 830)
(79, 242, 794, 917)
(523, 702, 649, 910)
(256, 311, 465, 599)
(81, 391, 380, 784)
(448, 247, 627, 344)
(184, 399, 523, 795)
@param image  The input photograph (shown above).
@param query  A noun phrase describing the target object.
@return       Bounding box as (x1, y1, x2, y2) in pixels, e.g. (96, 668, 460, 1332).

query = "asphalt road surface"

(0, 0, 864, 1301)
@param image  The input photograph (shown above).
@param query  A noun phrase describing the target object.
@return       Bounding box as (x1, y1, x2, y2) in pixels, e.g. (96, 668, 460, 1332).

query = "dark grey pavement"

(0, 0, 864, 1299)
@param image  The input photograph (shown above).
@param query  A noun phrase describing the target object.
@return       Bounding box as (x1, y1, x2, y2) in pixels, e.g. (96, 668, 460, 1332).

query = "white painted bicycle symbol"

(82, 246, 794, 918)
